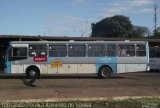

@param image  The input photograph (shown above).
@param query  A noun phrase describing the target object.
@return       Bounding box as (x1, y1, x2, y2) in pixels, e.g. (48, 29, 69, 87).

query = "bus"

(4, 41, 150, 81)
(149, 46, 160, 71)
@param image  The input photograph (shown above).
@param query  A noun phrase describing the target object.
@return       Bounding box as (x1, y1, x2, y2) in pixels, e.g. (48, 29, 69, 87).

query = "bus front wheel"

(98, 66, 112, 78)
(24, 67, 40, 85)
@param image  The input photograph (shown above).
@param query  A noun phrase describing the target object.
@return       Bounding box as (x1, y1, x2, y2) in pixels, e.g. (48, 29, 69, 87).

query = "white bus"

(149, 46, 160, 71)
(4, 41, 150, 80)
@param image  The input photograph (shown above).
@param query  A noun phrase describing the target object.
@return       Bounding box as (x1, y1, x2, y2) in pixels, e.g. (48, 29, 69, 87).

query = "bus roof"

(10, 41, 147, 44)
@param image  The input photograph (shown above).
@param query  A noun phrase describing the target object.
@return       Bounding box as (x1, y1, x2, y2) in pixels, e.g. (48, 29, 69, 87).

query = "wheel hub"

(29, 70, 36, 77)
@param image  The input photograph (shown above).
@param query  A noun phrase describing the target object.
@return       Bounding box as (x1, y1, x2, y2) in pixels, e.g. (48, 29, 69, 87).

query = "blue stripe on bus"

(4, 61, 11, 74)
(47, 57, 55, 63)
(96, 57, 117, 74)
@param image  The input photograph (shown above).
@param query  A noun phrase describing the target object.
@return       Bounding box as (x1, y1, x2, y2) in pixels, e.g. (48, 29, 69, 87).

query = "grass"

(1, 97, 160, 108)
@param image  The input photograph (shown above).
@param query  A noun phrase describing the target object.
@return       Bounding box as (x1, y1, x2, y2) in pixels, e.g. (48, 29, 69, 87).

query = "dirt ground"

(0, 71, 160, 101)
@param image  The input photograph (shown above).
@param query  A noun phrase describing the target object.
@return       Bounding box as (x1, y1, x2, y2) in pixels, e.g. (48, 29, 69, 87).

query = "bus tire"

(24, 66, 40, 84)
(98, 66, 112, 78)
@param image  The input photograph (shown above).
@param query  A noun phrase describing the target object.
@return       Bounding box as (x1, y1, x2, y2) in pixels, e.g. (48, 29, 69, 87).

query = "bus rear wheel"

(98, 66, 112, 78)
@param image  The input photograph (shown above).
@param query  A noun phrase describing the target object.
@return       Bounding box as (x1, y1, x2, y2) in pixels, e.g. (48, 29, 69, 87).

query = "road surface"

(0, 71, 160, 101)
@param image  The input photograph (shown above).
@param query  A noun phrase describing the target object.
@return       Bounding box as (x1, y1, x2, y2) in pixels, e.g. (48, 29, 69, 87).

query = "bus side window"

(106, 45, 116, 56)
(29, 44, 47, 57)
(118, 45, 127, 56)
(88, 45, 105, 57)
(12, 47, 27, 57)
(49, 45, 67, 57)
(118, 45, 135, 57)
(136, 45, 146, 56)
(68, 45, 86, 57)
(13, 48, 18, 56)
(126, 45, 135, 56)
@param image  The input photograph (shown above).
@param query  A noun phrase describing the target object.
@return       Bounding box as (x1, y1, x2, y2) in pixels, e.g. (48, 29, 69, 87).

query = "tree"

(91, 15, 133, 38)
(131, 26, 150, 38)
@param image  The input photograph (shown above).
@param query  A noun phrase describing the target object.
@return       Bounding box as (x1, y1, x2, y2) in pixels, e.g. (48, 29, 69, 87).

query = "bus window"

(29, 44, 47, 57)
(29, 45, 47, 50)
(118, 45, 127, 56)
(49, 45, 67, 57)
(136, 45, 146, 56)
(126, 45, 135, 56)
(88, 45, 105, 57)
(29, 51, 47, 57)
(118, 45, 135, 57)
(68, 45, 86, 57)
(106, 45, 116, 56)
(12, 47, 27, 57)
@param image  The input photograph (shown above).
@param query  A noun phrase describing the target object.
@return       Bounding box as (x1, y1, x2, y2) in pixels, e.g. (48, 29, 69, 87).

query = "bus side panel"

(117, 64, 126, 73)
(58, 64, 78, 74)
(78, 64, 96, 74)
(47, 57, 97, 74)
(117, 57, 147, 64)
(41, 64, 48, 74)
(47, 64, 96, 74)
(48, 64, 57, 74)
(12, 64, 24, 74)
(117, 64, 147, 73)
(126, 64, 147, 72)
(117, 57, 147, 73)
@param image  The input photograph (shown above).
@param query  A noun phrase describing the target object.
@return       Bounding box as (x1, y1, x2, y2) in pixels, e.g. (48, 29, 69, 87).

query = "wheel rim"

(102, 68, 110, 77)
(29, 70, 36, 77)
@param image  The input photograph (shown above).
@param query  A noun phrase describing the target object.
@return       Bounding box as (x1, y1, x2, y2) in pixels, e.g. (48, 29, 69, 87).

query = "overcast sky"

(0, 0, 159, 37)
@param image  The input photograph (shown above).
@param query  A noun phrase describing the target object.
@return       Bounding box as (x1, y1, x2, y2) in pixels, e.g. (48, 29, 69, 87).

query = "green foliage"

(146, 33, 160, 39)
(91, 15, 150, 38)
(131, 26, 150, 38)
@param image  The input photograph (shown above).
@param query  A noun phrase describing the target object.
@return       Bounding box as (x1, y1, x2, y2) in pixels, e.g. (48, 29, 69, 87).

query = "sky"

(0, 0, 159, 37)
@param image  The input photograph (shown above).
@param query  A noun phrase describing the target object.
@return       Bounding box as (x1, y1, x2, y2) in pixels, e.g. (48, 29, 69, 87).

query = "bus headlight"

(146, 66, 150, 71)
